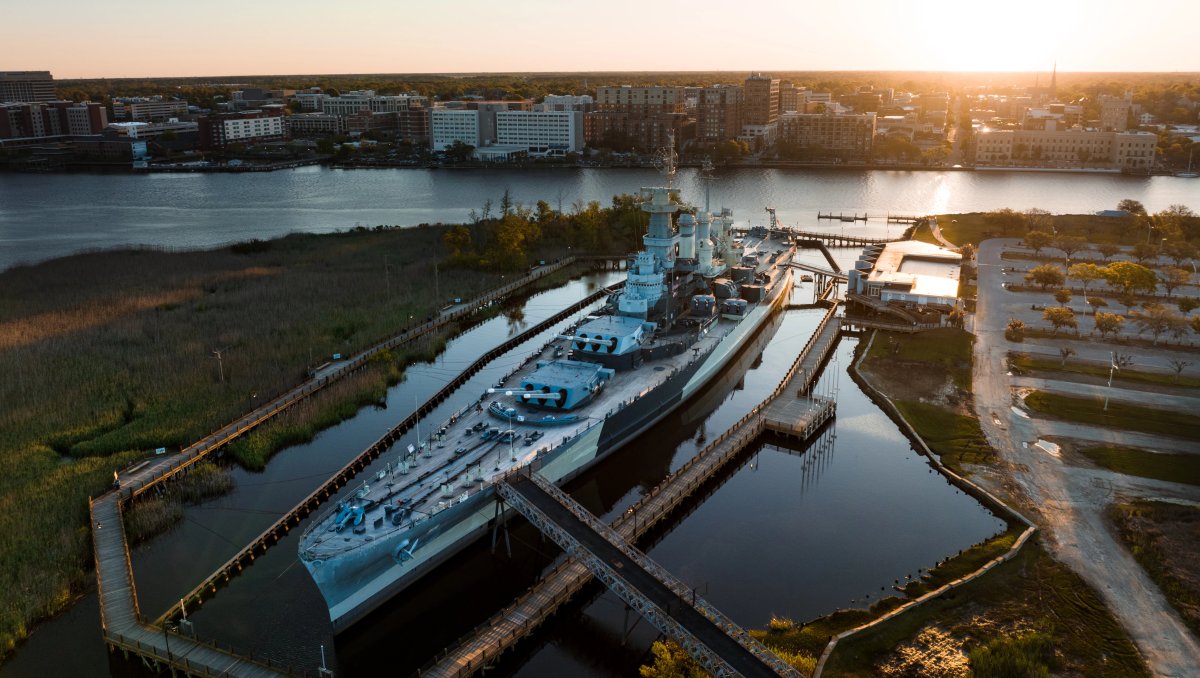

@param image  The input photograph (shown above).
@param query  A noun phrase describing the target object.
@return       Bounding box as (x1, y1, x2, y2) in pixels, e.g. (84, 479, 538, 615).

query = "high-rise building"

(1099, 92, 1133, 131)
(495, 111, 584, 155)
(430, 109, 481, 151)
(696, 85, 743, 143)
(112, 97, 189, 122)
(588, 86, 687, 150)
(742, 74, 780, 126)
(0, 71, 55, 103)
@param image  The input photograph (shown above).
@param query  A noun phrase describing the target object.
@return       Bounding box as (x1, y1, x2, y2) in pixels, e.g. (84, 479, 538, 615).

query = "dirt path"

(972, 239, 1200, 677)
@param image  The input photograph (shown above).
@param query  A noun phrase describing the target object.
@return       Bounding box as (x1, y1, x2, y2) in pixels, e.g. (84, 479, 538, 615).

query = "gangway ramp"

(497, 471, 799, 678)
(790, 261, 848, 283)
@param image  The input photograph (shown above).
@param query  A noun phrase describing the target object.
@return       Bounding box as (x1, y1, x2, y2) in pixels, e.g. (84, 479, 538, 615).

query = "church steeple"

(1050, 61, 1058, 99)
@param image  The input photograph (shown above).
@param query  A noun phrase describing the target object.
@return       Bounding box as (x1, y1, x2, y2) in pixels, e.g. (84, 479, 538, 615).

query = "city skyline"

(6, 0, 1199, 78)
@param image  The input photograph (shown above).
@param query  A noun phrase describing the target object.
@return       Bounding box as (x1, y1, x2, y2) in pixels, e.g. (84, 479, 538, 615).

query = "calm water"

(1, 167, 1196, 271)
(1, 251, 1006, 677)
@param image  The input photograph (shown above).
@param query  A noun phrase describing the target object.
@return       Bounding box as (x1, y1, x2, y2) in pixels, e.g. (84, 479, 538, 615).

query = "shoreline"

(2, 158, 1177, 176)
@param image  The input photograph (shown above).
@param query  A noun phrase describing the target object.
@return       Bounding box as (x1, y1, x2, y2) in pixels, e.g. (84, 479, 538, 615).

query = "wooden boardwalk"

(421, 301, 843, 677)
(90, 258, 588, 676)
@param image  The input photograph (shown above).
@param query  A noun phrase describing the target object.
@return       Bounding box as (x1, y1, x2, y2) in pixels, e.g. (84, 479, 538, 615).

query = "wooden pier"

(816, 212, 926, 224)
(90, 257, 599, 675)
(420, 301, 844, 677)
(154, 282, 624, 627)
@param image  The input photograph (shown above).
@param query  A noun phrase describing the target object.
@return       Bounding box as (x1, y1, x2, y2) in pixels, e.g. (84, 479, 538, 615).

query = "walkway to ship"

(498, 472, 796, 678)
(421, 301, 844, 677)
(790, 261, 848, 283)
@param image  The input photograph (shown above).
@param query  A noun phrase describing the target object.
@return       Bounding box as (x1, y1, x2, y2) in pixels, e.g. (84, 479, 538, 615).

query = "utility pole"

(211, 349, 225, 384)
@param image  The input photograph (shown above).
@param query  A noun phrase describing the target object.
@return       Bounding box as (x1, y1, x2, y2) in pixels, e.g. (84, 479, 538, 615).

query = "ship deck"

(300, 233, 796, 563)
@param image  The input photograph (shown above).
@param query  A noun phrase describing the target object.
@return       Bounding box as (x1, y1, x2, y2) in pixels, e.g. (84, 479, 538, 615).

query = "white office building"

(495, 111, 583, 156)
(430, 109, 481, 150)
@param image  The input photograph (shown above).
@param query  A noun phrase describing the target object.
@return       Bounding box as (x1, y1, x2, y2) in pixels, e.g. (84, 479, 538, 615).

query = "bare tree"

(1059, 346, 1076, 366)
(1168, 359, 1193, 383)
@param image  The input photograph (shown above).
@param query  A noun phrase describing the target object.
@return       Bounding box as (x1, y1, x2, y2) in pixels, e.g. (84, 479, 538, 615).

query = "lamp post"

(1104, 352, 1119, 411)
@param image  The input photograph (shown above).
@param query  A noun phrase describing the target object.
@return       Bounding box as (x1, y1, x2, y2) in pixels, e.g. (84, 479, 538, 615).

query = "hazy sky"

(7, 0, 1198, 78)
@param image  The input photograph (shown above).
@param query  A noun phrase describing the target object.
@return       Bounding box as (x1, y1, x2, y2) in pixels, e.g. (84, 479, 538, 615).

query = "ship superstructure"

(298, 165, 797, 631)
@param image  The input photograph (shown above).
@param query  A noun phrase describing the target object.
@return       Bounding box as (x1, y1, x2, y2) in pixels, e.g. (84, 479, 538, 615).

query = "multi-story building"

(495, 111, 584, 155)
(286, 113, 346, 137)
(535, 94, 593, 112)
(695, 85, 743, 143)
(743, 74, 780, 126)
(106, 119, 199, 140)
(779, 82, 807, 113)
(778, 112, 876, 156)
(595, 86, 685, 114)
(0, 71, 56, 103)
(399, 107, 430, 144)
(322, 92, 429, 117)
(346, 111, 399, 135)
(430, 108, 481, 150)
(198, 109, 285, 149)
(293, 87, 326, 112)
(588, 86, 687, 150)
(0, 101, 107, 139)
(975, 127, 1157, 167)
(1099, 92, 1133, 131)
(112, 97, 190, 122)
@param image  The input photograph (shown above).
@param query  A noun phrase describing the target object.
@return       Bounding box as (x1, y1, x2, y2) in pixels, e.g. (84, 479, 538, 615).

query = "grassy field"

(0, 218, 605, 658)
(1010, 352, 1200, 388)
(823, 538, 1148, 677)
(1073, 444, 1200, 487)
(1023, 390, 1200, 440)
(861, 328, 993, 471)
(921, 213, 1145, 247)
(1108, 501, 1200, 639)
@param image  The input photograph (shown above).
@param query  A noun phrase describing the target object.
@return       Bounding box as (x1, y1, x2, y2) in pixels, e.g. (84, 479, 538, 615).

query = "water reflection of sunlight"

(929, 174, 952, 216)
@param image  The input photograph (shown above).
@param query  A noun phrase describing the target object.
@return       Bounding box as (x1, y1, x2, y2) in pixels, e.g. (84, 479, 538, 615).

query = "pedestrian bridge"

(497, 471, 798, 678)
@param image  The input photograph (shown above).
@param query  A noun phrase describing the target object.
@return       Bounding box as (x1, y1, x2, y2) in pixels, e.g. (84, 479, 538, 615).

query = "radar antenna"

(654, 130, 678, 187)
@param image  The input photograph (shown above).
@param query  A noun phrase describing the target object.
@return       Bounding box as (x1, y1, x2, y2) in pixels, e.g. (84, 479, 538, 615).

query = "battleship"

(298, 164, 798, 631)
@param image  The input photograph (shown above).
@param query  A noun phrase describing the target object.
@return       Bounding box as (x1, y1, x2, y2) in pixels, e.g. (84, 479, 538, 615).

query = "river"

(1, 166, 1195, 271)
(1, 250, 1007, 677)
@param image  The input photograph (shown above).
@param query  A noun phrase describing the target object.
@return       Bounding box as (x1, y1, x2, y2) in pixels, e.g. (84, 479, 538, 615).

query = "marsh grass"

(0, 224, 519, 657)
(123, 463, 234, 543)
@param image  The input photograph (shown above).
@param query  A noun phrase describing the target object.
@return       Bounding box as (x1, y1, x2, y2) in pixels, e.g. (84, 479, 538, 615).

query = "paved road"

(972, 238, 1200, 677)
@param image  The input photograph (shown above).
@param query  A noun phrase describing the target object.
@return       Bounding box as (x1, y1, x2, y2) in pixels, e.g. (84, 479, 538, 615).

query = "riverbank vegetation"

(1108, 500, 1200, 639)
(123, 463, 234, 543)
(859, 328, 994, 472)
(917, 205, 1199, 248)
(823, 538, 1148, 677)
(0, 196, 631, 658)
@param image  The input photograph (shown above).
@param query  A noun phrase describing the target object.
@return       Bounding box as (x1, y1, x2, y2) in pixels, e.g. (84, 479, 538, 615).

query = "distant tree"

(1059, 346, 1076, 366)
(1026, 264, 1065, 290)
(1160, 267, 1191, 297)
(1005, 318, 1026, 341)
(1192, 315, 1200, 338)
(1164, 240, 1198, 267)
(1095, 243, 1121, 262)
(445, 141, 475, 162)
(1068, 263, 1105, 294)
(1053, 235, 1089, 263)
(1087, 296, 1108, 315)
(986, 208, 1026, 236)
(1024, 230, 1054, 256)
(1054, 288, 1072, 305)
(1178, 297, 1199, 315)
(499, 189, 513, 217)
(948, 307, 965, 328)
(1024, 208, 1053, 232)
(1103, 261, 1157, 297)
(442, 225, 473, 257)
(1043, 306, 1078, 335)
(1118, 292, 1139, 314)
(1130, 241, 1159, 264)
(1168, 359, 1194, 382)
(1117, 199, 1147, 216)
(1130, 303, 1185, 345)
(1093, 311, 1124, 339)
